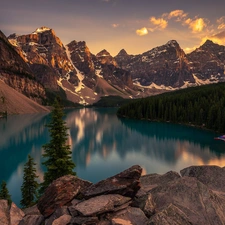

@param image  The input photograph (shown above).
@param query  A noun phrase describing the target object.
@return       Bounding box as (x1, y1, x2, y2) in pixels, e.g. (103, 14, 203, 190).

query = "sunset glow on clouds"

(184, 18, 207, 33)
(135, 6, 225, 53)
(136, 27, 148, 36)
(149, 17, 168, 31)
(1, 0, 225, 55)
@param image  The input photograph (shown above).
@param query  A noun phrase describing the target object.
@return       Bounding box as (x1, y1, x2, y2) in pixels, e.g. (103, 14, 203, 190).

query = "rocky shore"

(1, 165, 225, 225)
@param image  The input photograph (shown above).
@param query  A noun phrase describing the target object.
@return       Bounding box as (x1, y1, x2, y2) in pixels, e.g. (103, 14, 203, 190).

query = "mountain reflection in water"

(0, 108, 225, 206)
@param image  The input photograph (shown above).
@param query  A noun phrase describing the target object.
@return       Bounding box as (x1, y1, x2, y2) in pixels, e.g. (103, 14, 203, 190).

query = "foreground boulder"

(83, 165, 142, 199)
(73, 194, 131, 216)
(5, 165, 225, 225)
(180, 165, 225, 194)
(37, 175, 92, 217)
(149, 176, 225, 225)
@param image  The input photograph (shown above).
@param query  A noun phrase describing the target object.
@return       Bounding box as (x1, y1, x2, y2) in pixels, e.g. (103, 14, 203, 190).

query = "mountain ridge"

(1, 27, 225, 106)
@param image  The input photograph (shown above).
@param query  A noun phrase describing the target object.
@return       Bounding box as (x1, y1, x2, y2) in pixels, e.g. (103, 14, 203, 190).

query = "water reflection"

(0, 108, 225, 206)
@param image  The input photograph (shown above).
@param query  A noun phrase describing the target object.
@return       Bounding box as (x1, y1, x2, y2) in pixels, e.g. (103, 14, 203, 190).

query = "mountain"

(1, 26, 225, 106)
(115, 40, 195, 89)
(187, 40, 225, 83)
(0, 80, 49, 114)
(0, 30, 46, 104)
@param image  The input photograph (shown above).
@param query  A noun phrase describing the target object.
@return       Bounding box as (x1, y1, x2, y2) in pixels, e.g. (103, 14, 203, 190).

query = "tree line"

(117, 82, 225, 133)
(0, 97, 76, 208)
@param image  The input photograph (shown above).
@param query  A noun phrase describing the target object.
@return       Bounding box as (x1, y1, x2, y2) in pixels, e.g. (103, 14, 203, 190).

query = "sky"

(1, 0, 225, 56)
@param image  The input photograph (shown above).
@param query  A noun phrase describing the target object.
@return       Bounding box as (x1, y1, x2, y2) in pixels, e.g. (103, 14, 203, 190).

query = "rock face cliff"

(115, 40, 195, 88)
(3, 165, 225, 225)
(187, 40, 225, 83)
(2, 26, 225, 105)
(0, 31, 46, 104)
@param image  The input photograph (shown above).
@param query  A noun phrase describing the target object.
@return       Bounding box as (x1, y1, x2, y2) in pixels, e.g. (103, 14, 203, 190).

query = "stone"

(37, 175, 92, 217)
(74, 194, 131, 216)
(68, 216, 99, 225)
(83, 165, 142, 199)
(45, 206, 69, 225)
(22, 205, 41, 215)
(0, 200, 9, 225)
(52, 214, 71, 225)
(9, 202, 25, 225)
(140, 171, 181, 192)
(149, 204, 192, 225)
(149, 176, 225, 225)
(180, 165, 225, 194)
(18, 215, 44, 225)
(132, 193, 156, 218)
(111, 207, 149, 225)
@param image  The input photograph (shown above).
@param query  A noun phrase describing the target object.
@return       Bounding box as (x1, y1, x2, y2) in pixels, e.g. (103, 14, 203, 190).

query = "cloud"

(150, 17, 168, 30)
(184, 18, 207, 33)
(136, 27, 148, 36)
(184, 46, 198, 53)
(167, 9, 188, 21)
(217, 16, 225, 30)
(201, 30, 225, 46)
(112, 23, 119, 28)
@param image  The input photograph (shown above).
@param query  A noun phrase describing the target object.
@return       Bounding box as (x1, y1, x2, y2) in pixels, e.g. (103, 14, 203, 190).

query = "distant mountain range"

(1, 26, 225, 107)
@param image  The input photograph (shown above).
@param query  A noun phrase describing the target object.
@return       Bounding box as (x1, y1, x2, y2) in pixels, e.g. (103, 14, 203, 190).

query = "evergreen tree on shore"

(20, 155, 39, 208)
(40, 97, 76, 194)
(0, 181, 12, 205)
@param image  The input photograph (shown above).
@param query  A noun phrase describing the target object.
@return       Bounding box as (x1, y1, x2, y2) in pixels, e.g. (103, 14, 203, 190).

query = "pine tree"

(40, 97, 76, 194)
(0, 181, 12, 205)
(20, 155, 39, 208)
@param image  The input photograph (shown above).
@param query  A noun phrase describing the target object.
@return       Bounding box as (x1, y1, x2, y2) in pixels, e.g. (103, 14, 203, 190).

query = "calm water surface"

(1, 107, 225, 206)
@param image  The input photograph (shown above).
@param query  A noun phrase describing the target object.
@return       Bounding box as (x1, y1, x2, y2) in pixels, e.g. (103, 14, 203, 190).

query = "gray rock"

(37, 175, 92, 217)
(45, 206, 69, 225)
(0, 200, 9, 225)
(140, 171, 181, 192)
(22, 205, 41, 215)
(180, 165, 225, 194)
(111, 207, 149, 225)
(74, 194, 131, 216)
(68, 216, 99, 225)
(9, 202, 25, 225)
(52, 214, 71, 225)
(18, 215, 44, 225)
(132, 193, 156, 218)
(149, 204, 192, 225)
(150, 176, 225, 225)
(83, 165, 142, 199)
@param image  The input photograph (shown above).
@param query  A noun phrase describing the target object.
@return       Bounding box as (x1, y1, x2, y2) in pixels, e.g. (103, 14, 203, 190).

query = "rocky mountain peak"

(116, 49, 128, 56)
(166, 40, 179, 48)
(32, 26, 51, 34)
(96, 49, 111, 57)
(67, 40, 88, 53)
(202, 39, 215, 46)
(96, 49, 117, 67)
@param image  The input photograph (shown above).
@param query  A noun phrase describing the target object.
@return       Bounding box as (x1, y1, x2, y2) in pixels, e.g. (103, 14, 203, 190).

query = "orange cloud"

(184, 17, 207, 32)
(136, 27, 148, 36)
(112, 23, 119, 28)
(217, 16, 225, 30)
(168, 9, 188, 21)
(184, 46, 198, 53)
(201, 30, 225, 46)
(150, 17, 168, 30)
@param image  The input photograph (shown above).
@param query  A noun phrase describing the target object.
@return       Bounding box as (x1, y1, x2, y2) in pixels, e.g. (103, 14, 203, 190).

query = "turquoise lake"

(1, 107, 225, 206)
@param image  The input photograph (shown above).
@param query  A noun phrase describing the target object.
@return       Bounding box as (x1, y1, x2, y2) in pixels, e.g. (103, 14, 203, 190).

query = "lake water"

(1, 107, 225, 206)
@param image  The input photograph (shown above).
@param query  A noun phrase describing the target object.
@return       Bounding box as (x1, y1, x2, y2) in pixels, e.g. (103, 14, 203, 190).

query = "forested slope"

(117, 83, 225, 132)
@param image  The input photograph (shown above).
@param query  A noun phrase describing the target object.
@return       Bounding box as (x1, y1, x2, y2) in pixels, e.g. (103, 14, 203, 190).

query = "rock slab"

(83, 165, 142, 199)
(37, 175, 92, 217)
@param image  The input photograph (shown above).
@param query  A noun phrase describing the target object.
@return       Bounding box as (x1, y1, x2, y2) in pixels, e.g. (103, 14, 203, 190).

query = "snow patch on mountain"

(33, 27, 51, 34)
(96, 69, 103, 78)
(65, 45, 85, 92)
